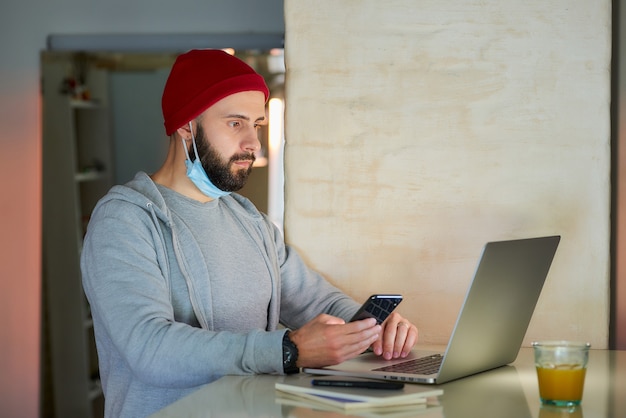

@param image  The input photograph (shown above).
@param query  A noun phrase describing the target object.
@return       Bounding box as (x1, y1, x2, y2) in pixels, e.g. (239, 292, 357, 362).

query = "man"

(81, 49, 418, 418)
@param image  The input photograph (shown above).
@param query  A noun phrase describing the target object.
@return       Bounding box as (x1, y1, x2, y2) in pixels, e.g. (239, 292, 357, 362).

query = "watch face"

(282, 332, 298, 370)
(283, 343, 295, 364)
(283, 348, 292, 364)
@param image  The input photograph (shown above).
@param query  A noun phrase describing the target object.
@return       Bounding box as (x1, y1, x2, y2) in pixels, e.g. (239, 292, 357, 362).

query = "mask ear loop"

(182, 121, 201, 162)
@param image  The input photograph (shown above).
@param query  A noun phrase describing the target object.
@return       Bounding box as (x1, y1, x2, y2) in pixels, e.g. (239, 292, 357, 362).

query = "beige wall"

(284, 0, 611, 348)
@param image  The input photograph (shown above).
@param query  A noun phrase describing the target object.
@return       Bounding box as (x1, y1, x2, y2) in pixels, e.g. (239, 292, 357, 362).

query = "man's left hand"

(370, 312, 418, 360)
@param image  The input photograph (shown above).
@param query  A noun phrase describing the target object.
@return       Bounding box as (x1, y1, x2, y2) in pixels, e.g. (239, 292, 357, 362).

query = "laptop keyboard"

(373, 354, 443, 375)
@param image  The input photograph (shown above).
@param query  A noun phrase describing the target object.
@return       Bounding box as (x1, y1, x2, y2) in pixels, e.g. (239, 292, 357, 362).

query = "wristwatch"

(282, 330, 300, 374)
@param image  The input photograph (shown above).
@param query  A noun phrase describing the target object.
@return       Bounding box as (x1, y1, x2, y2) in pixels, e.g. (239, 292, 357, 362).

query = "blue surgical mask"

(183, 122, 231, 199)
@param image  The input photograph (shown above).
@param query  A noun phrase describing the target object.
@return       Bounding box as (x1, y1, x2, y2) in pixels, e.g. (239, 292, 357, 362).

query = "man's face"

(192, 91, 266, 192)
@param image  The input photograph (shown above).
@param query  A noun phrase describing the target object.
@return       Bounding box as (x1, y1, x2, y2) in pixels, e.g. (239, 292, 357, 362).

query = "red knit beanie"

(162, 49, 269, 135)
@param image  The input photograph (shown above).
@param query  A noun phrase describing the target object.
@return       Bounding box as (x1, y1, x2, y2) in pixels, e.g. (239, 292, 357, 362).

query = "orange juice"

(536, 366, 586, 403)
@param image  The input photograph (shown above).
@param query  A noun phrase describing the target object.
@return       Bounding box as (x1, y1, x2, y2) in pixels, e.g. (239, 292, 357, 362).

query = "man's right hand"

(288, 314, 381, 368)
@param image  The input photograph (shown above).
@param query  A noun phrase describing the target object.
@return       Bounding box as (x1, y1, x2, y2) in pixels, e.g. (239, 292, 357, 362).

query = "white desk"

(151, 348, 626, 417)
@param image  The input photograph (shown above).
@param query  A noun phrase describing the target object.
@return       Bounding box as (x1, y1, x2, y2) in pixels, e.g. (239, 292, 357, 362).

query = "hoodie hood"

(96, 172, 263, 226)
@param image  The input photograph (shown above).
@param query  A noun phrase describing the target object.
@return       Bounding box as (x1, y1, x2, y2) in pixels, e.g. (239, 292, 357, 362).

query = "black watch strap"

(282, 330, 300, 374)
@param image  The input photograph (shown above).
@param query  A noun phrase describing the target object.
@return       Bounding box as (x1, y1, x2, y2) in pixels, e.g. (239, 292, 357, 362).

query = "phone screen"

(349, 294, 403, 324)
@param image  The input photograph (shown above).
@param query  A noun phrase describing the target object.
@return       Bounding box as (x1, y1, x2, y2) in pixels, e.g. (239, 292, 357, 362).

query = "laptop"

(304, 235, 561, 384)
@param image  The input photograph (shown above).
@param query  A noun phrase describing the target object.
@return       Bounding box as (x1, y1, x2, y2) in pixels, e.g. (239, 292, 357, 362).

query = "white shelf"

(88, 379, 103, 401)
(75, 170, 107, 182)
(70, 99, 103, 109)
(84, 317, 94, 330)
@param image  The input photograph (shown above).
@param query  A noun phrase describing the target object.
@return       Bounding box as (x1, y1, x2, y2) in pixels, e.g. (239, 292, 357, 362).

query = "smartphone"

(349, 294, 403, 324)
(311, 379, 404, 390)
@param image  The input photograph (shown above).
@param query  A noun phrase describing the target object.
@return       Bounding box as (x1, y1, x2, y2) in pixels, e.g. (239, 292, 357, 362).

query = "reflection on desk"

(439, 365, 530, 418)
(150, 348, 626, 418)
(151, 374, 284, 417)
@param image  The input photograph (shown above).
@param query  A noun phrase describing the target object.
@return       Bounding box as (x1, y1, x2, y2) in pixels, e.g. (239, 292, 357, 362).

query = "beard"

(193, 124, 256, 192)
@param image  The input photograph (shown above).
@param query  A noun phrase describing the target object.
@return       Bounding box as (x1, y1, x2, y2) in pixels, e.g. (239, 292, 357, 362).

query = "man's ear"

(176, 121, 193, 140)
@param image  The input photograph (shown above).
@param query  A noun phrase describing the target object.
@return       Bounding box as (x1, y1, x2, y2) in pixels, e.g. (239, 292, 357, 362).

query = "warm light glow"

(268, 98, 284, 150)
(268, 98, 285, 231)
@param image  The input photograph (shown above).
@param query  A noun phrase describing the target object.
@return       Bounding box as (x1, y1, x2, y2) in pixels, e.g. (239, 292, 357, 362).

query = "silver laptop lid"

(436, 235, 560, 383)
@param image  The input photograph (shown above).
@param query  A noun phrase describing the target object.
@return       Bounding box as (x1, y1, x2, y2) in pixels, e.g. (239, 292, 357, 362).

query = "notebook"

(274, 375, 442, 411)
(304, 235, 561, 384)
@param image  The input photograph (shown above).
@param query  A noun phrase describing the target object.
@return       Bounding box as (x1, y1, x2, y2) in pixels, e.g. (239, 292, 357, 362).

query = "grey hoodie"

(81, 172, 359, 418)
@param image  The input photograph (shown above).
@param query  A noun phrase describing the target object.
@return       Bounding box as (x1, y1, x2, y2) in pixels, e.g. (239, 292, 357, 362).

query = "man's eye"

(229, 121, 241, 128)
